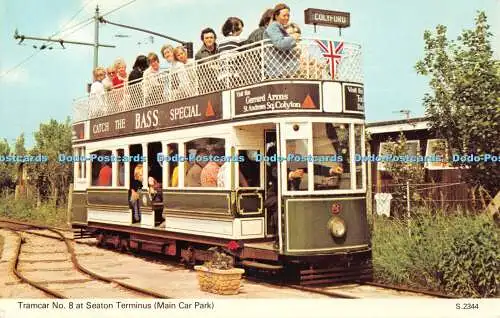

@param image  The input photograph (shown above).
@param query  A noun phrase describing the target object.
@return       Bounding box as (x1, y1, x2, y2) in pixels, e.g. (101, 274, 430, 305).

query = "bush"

(372, 208, 499, 297)
(438, 220, 499, 297)
(0, 194, 68, 228)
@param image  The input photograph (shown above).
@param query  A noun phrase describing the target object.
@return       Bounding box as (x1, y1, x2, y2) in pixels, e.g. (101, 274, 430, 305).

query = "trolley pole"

(93, 5, 100, 70)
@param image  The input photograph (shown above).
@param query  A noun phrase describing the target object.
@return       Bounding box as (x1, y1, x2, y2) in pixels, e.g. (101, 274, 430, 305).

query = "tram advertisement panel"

(343, 84, 364, 112)
(234, 82, 320, 116)
(89, 93, 222, 139)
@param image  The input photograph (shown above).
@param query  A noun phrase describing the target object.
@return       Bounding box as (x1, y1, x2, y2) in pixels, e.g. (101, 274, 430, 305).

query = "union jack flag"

(315, 40, 344, 80)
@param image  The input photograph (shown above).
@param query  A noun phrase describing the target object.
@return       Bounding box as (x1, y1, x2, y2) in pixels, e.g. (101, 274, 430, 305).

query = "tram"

(71, 38, 371, 284)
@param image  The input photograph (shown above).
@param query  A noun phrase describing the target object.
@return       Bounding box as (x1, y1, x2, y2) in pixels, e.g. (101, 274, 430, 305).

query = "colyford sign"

(304, 9, 350, 28)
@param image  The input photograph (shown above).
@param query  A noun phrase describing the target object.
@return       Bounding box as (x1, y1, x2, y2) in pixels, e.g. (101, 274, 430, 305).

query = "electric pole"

(94, 5, 100, 70)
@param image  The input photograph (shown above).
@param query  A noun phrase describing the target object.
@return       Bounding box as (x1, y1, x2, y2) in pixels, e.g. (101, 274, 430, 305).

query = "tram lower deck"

(71, 76, 371, 283)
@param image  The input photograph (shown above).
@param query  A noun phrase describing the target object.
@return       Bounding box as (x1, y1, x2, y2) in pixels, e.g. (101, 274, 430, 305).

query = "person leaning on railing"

(217, 17, 247, 87)
(246, 8, 274, 44)
(263, 3, 299, 78)
(143, 52, 164, 106)
(171, 46, 197, 99)
(89, 67, 106, 117)
(127, 55, 148, 108)
(160, 44, 175, 100)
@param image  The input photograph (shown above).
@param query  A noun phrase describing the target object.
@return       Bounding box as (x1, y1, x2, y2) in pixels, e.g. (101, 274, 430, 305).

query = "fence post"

(407, 181, 411, 236)
(67, 183, 73, 228)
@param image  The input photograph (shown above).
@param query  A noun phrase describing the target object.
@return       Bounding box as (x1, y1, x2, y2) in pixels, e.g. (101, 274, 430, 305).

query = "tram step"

(241, 260, 283, 270)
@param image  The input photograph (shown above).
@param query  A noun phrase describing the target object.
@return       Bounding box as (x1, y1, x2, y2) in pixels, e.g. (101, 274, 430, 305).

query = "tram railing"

(73, 39, 362, 122)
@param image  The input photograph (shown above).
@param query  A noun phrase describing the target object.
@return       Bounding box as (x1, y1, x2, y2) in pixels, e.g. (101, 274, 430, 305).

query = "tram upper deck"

(72, 39, 364, 132)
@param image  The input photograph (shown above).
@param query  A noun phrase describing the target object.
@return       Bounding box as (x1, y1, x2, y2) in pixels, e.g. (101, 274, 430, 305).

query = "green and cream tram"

(71, 38, 371, 284)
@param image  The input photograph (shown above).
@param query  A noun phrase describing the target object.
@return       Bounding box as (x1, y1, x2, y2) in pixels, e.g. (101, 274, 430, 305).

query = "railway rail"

(0, 218, 455, 299)
(0, 219, 170, 298)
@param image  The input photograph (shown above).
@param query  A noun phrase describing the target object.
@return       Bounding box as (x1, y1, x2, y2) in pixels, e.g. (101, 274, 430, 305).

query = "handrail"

(73, 38, 363, 122)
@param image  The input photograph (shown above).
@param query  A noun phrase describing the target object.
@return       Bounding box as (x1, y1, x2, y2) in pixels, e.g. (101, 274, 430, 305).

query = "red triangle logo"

(302, 94, 316, 109)
(205, 100, 215, 117)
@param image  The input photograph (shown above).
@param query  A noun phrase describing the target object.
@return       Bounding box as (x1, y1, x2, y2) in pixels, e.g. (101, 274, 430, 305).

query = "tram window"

(312, 123, 350, 190)
(148, 142, 163, 187)
(75, 147, 86, 179)
(355, 125, 363, 189)
(91, 150, 112, 186)
(166, 143, 179, 187)
(184, 138, 226, 188)
(286, 139, 308, 191)
(238, 150, 260, 187)
(117, 149, 125, 187)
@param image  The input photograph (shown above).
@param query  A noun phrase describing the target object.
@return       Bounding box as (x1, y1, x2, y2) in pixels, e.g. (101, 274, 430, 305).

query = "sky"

(0, 0, 498, 148)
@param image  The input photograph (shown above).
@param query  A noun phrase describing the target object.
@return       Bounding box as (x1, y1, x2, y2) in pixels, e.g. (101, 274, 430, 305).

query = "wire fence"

(369, 182, 492, 218)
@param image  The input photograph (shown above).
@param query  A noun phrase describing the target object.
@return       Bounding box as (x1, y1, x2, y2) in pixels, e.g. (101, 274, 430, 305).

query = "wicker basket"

(194, 265, 245, 295)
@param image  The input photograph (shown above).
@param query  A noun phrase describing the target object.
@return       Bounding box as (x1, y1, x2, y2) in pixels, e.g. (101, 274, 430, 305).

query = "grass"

(371, 207, 499, 297)
(0, 194, 68, 228)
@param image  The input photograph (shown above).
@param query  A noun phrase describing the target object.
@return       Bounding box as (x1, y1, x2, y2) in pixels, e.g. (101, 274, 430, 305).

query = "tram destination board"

(304, 8, 350, 28)
(344, 84, 364, 112)
(89, 92, 222, 140)
(234, 82, 320, 116)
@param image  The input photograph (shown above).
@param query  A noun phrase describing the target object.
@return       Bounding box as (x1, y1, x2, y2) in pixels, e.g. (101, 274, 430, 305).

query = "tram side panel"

(282, 197, 370, 255)
(71, 191, 88, 226)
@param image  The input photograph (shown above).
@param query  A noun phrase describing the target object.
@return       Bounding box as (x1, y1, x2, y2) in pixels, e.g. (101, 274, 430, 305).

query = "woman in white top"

(171, 46, 197, 99)
(89, 67, 106, 116)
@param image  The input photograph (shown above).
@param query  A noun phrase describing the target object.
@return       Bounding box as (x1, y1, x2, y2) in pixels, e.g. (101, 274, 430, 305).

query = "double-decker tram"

(71, 38, 370, 284)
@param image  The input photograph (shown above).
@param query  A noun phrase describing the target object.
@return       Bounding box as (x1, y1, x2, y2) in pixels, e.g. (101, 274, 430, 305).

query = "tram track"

(0, 220, 171, 299)
(0, 218, 455, 299)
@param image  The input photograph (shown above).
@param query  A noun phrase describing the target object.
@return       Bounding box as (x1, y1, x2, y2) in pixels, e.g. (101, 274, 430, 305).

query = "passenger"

(218, 17, 246, 53)
(143, 52, 164, 105)
(218, 17, 246, 86)
(200, 149, 222, 187)
(160, 44, 175, 100)
(90, 67, 106, 94)
(112, 58, 127, 88)
(89, 67, 106, 117)
(171, 46, 196, 99)
(160, 44, 175, 67)
(195, 27, 218, 60)
(128, 55, 148, 83)
(130, 164, 143, 223)
(167, 144, 179, 187)
(263, 3, 299, 78)
(96, 162, 112, 186)
(127, 55, 148, 107)
(247, 8, 274, 44)
(185, 148, 208, 187)
(148, 175, 162, 202)
(103, 66, 114, 91)
(111, 58, 128, 109)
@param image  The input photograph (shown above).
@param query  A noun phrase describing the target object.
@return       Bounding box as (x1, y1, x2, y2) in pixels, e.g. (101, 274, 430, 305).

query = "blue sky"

(0, 0, 498, 147)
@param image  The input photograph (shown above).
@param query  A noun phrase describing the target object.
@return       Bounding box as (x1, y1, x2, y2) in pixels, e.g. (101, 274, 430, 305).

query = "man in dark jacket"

(195, 28, 218, 61)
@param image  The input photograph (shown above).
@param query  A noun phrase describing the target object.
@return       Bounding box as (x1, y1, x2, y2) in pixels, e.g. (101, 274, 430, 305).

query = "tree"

(415, 11, 500, 196)
(28, 118, 73, 205)
(14, 133, 26, 156)
(0, 138, 15, 191)
(383, 133, 425, 217)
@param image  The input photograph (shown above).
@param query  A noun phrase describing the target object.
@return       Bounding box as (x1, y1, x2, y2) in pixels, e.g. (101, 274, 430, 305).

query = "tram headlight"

(328, 216, 347, 238)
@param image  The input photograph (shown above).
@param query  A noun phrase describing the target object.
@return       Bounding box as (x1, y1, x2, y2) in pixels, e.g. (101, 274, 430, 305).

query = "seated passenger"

(263, 3, 299, 78)
(96, 162, 112, 186)
(185, 148, 208, 187)
(200, 149, 222, 187)
(247, 8, 274, 44)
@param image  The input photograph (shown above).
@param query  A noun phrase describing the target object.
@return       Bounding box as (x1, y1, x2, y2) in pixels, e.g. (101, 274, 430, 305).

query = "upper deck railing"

(73, 39, 362, 122)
